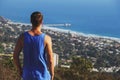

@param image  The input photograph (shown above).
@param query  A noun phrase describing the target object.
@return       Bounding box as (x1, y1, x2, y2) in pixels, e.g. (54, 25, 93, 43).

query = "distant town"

(0, 16, 120, 73)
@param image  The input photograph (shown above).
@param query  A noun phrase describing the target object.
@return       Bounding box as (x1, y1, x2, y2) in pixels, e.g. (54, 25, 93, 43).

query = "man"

(13, 11, 54, 80)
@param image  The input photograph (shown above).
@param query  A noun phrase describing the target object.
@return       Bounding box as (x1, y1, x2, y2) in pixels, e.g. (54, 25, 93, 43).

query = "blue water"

(0, 0, 120, 38)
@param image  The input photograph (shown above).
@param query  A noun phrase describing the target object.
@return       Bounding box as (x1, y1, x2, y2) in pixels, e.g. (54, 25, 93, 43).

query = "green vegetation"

(0, 43, 4, 53)
(71, 57, 93, 73)
(54, 57, 120, 80)
(0, 55, 20, 80)
(0, 56, 119, 80)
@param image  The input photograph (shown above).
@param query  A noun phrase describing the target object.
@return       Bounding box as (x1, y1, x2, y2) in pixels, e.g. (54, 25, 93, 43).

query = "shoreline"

(9, 21, 120, 43)
(43, 26, 120, 43)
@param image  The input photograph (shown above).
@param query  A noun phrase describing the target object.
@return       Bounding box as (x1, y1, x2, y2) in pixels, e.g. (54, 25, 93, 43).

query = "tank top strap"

(40, 33, 46, 45)
(41, 33, 46, 38)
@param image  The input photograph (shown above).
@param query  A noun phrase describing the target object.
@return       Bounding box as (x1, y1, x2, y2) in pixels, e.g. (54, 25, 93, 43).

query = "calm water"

(0, 0, 120, 38)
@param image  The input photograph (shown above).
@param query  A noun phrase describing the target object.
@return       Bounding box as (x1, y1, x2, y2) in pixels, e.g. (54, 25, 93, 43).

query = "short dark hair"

(31, 11, 43, 27)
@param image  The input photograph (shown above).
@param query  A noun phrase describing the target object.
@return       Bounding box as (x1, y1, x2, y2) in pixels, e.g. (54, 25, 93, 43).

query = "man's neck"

(30, 25, 42, 35)
(31, 25, 41, 32)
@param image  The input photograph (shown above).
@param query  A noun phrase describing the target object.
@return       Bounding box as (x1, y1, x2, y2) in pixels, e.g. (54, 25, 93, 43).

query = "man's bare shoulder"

(45, 34, 52, 43)
(45, 34, 51, 39)
(16, 33, 24, 47)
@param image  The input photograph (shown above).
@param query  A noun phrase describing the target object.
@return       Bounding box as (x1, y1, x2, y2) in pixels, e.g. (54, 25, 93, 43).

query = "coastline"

(1, 16, 120, 72)
(44, 26, 120, 43)
(9, 21, 120, 43)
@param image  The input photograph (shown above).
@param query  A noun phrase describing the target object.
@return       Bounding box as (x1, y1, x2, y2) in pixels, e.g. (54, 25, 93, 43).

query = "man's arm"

(13, 34, 23, 77)
(45, 35, 54, 80)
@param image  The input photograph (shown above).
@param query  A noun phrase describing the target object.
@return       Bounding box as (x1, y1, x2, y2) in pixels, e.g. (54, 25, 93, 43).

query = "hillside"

(0, 16, 120, 72)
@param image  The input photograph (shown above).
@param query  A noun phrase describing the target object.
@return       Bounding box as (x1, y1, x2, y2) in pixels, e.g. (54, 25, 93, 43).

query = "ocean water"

(0, 0, 120, 38)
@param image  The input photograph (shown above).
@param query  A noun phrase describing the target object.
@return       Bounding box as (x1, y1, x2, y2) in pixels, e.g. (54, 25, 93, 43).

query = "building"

(53, 53, 59, 67)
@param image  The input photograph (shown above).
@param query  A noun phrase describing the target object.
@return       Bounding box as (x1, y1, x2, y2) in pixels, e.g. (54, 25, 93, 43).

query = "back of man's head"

(31, 11, 43, 27)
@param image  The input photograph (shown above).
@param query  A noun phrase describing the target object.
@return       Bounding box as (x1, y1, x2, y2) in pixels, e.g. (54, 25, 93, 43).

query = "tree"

(71, 57, 93, 73)
(69, 57, 93, 80)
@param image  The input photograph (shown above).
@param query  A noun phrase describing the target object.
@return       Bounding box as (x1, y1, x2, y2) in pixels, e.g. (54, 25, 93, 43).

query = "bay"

(0, 0, 120, 38)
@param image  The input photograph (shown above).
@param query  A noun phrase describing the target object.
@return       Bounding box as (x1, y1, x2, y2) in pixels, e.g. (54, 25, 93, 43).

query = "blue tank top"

(22, 32, 51, 80)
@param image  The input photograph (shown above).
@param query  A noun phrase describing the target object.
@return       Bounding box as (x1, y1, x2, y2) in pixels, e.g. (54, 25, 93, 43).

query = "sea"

(0, 0, 120, 38)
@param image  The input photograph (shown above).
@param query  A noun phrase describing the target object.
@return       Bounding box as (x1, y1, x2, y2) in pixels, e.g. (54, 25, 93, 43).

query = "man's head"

(31, 11, 43, 27)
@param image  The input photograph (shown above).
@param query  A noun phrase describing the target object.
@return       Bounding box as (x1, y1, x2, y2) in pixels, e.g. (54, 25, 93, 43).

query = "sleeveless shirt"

(22, 32, 51, 80)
